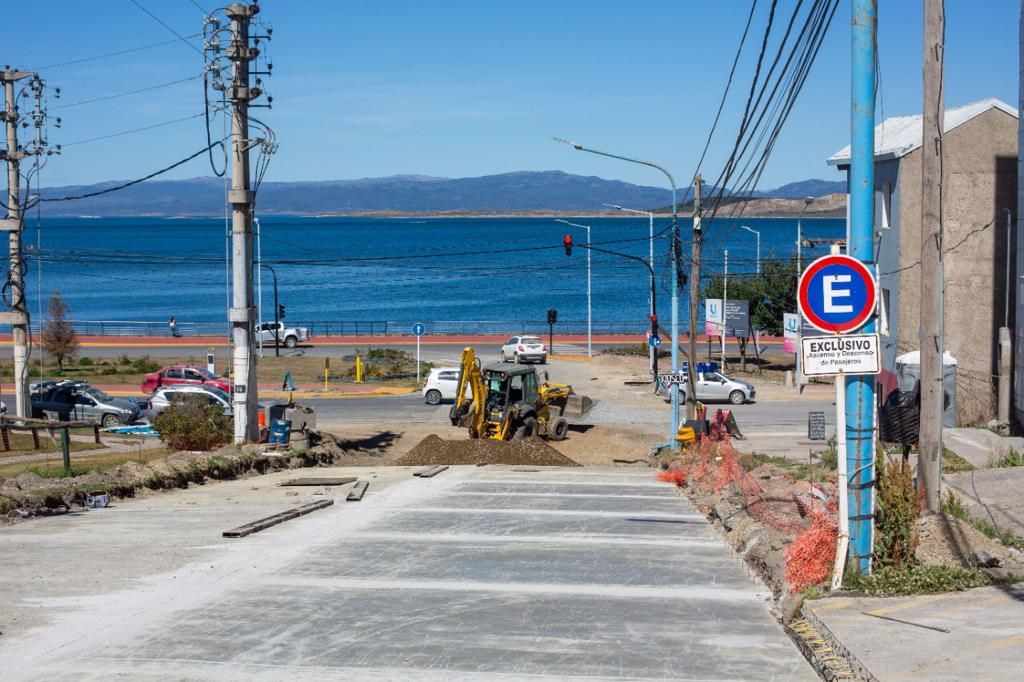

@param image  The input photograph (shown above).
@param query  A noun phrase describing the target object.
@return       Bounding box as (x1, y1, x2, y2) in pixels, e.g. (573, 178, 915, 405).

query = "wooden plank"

(346, 480, 369, 502)
(414, 465, 449, 478)
(280, 477, 357, 487)
(223, 499, 333, 538)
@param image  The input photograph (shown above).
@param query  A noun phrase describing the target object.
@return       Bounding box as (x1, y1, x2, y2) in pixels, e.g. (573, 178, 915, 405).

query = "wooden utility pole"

(919, 0, 944, 511)
(687, 175, 702, 420)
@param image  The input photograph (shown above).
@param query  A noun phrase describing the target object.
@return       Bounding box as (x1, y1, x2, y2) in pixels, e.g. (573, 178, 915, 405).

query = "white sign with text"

(800, 333, 880, 377)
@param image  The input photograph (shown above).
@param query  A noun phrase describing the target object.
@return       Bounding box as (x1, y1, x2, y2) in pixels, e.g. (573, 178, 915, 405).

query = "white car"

(257, 321, 311, 349)
(500, 335, 547, 364)
(422, 367, 468, 405)
(143, 384, 233, 420)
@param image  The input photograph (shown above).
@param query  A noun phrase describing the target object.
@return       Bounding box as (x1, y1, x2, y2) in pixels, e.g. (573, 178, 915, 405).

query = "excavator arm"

(451, 346, 488, 437)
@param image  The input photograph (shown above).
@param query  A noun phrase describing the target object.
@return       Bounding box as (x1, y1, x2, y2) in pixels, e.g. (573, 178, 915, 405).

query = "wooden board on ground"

(280, 477, 357, 487)
(346, 480, 369, 501)
(223, 499, 333, 538)
(413, 465, 449, 478)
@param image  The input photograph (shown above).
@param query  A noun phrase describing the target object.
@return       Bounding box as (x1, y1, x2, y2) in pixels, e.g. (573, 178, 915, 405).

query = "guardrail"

(28, 319, 656, 337)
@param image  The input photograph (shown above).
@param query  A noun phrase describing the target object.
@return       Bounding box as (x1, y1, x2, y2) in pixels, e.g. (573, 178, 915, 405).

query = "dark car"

(31, 381, 141, 427)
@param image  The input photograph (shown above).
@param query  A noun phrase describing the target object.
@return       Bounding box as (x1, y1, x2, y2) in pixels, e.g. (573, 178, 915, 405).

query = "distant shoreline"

(45, 209, 846, 220)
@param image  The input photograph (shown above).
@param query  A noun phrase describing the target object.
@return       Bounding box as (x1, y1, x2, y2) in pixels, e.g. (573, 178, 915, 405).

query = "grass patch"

(941, 490, 1024, 550)
(0, 432, 105, 459)
(941, 446, 975, 473)
(994, 449, 1024, 468)
(0, 446, 172, 479)
(739, 449, 837, 481)
(844, 565, 1007, 596)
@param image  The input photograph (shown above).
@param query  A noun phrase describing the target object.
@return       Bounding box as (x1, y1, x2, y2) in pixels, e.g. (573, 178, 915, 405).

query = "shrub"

(874, 455, 921, 569)
(78, 356, 93, 366)
(996, 449, 1024, 468)
(153, 395, 232, 451)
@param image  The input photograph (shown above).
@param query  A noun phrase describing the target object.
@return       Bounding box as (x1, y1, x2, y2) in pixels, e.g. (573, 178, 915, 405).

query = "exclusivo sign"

(800, 333, 880, 376)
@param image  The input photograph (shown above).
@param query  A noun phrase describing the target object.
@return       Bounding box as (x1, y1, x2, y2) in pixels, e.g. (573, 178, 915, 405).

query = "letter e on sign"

(798, 254, 877, 334)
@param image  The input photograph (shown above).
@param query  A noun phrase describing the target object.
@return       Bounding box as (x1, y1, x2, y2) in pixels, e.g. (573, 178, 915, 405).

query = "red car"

(141, 365, 233, 394)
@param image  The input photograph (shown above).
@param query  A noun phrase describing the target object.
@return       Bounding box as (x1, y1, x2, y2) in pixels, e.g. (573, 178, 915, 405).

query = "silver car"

(682, 370, 756, 405)
(144, 385, 233, 421)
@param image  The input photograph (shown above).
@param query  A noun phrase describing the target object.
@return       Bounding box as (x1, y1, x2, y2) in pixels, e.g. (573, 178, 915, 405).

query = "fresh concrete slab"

(0, 465, 815, 680)
(806, 584, 1024, 681)
(944, 427, 1024, 469)
(944, 466, 1024, 538)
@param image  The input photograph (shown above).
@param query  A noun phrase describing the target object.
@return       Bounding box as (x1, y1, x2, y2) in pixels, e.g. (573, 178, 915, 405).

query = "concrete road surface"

(0, 466, 814, 680)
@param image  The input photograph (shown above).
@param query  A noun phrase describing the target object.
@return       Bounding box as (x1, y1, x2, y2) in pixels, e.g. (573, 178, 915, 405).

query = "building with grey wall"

(828, 98, 1018, 426)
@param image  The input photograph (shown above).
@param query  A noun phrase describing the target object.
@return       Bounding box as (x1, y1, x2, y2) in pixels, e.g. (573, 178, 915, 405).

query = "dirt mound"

(915, 512, 1024, 571)
(395, 434, 581, 467)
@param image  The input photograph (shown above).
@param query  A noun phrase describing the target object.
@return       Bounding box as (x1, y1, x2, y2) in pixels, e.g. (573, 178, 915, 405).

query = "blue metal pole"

(847, 0, 877, 575)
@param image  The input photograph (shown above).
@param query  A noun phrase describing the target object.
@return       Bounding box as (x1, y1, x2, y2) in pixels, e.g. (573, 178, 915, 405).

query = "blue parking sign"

(412, 323, 425, 337)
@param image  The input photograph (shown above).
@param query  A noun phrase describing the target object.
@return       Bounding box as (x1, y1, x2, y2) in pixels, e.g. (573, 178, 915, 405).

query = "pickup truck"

(256, 321, 311, 348)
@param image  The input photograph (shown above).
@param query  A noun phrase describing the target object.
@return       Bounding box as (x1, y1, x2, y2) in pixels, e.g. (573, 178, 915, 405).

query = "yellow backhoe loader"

(448, 346, 591, 441)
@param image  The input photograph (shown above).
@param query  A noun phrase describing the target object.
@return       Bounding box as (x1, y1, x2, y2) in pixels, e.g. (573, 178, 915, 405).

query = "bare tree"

(41, 290, 78, 372)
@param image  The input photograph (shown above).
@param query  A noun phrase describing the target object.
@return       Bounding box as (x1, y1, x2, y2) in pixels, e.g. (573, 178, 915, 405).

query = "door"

(522, 372, 539, 405)
(503, 337, 518, 357)
(437, 370, 460, 399)
(701, 372, 730, 400)
(162, 368, 185, 387)
(183, 368, 206, 386)
(74, 393, 100, 422)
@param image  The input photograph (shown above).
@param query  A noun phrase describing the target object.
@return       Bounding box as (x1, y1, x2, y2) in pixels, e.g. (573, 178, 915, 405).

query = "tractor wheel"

(548, 417, 569, 441)
(512, 416, 537, 440)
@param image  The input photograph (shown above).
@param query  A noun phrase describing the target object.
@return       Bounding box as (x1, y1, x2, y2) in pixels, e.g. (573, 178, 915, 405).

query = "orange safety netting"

(658, 435, 838, 593)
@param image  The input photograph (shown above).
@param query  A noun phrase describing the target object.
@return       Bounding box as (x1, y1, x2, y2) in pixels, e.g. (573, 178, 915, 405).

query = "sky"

(8, 0, 1020, 190)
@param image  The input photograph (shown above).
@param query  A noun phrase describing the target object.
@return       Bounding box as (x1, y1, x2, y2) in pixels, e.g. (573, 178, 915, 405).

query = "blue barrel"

(269, 419, 292, 444)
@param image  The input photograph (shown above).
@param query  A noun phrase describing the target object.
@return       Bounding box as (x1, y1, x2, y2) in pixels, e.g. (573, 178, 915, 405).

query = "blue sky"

(11, 0, 1019, 189)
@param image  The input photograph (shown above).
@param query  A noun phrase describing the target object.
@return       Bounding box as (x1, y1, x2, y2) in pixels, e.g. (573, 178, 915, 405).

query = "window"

(506, 337, 518, 345)
(438, 371, 458, 381)
(508, 374, 524, 403)
(880, 288, 891, 337)
(184, 369, 203, 381)
(164, 369, 183, 380)
(75, 394, 95, 406)
(522, 372, 539, 404)
(880, 182, 892, 229)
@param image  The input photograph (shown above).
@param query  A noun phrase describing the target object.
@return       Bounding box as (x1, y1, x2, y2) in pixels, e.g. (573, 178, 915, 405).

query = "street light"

(604, 203, 657, 379)
(554, 219, 592, 358)
(259, 263, 281, 357)
(739, 224, 761, 274)
(556, 137, 684, 450)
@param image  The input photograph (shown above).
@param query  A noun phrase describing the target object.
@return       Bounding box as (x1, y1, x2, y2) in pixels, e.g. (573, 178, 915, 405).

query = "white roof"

(827, 98, 1018, 166)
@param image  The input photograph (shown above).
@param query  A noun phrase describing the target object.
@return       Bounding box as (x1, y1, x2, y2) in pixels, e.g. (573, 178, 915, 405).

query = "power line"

(60, 112, 210, 147)
(33, 35, 203, 70)
(52, 73, 203, 110)
(41, 141, 225, 202)
(128, 0, 204, 55)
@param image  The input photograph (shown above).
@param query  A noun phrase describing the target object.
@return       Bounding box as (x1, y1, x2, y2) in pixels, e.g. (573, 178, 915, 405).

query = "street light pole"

(555, 219, 592, 358)
(739, 224, 760, 274)
(605, 203, 656, 379)
(260, 264, 280, 357)
(556, 138, 682, 448)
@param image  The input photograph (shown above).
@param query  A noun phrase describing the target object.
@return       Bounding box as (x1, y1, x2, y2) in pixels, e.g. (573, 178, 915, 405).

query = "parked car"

(257, 321, 311, 349)
(141, 365, 232, 394)
(672, 365, 756, 405)
(499, 336, 547, 364)
(422, 367, 470, 405)
(142, 384, 234, 421)
(31, 381, 141, 426)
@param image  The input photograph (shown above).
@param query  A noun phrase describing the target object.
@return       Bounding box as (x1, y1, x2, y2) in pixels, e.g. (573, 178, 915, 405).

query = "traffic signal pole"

(847, 0, 878, 575)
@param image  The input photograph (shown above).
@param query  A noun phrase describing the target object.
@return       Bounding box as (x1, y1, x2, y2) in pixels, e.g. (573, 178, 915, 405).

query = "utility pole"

(687, 175, 702, 420)
(227, 3, 260, 442)
(1, 70, 35, 418)
(721, 249, 728, 368)
(918, 0, 945, 511)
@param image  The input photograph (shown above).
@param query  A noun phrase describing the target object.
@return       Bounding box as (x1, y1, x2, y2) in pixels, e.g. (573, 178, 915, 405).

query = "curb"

(798, 603, 878, 681)
(101, 387, 417, 399)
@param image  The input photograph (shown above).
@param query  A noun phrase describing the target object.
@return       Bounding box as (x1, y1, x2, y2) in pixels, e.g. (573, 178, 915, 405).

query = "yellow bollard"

(324, 358, 330, 390)
(355, 355, 364, 383)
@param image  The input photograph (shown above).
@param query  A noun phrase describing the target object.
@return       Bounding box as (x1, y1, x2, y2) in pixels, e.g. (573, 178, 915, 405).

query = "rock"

(780, 592, 805, 625)
(972, 550, 1001, 568)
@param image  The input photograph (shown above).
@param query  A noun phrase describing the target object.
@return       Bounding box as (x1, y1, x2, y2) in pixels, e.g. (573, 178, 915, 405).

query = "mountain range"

(39, 171, 845, 216)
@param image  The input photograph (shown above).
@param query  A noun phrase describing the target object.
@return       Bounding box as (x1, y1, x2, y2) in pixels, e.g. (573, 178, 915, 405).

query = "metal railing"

(29, 319, 656, 337)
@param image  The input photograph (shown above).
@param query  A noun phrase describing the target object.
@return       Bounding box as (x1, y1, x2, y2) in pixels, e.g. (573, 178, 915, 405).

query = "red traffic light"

(563, 234, 573, 256)
(649, 314, 658, 324)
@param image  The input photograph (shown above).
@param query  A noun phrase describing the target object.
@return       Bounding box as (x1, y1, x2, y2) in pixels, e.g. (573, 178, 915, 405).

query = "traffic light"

(563, 234, 573, 256)
(278, 303, 286, 320)
(547, 309, 558, 325)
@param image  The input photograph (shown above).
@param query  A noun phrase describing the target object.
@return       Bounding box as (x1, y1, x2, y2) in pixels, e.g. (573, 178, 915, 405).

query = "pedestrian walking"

(169, 316, 181, 338)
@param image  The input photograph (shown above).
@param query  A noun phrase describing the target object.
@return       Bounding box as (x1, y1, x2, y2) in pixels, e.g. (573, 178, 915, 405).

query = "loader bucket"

(564, 393, 593, 417)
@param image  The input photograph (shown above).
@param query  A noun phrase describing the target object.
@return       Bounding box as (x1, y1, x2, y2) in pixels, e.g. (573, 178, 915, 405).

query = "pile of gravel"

(395, 434, 580, 467)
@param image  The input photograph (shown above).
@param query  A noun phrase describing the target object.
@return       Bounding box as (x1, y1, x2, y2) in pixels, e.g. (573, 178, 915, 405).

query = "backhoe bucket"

(564, 393, 593, 417)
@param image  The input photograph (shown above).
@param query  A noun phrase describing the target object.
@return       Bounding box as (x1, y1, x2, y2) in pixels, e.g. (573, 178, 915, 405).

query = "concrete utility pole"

(918, 0, 945, 512)
(1, 70, 35, 418)
(227, 3, 260, 443)
(687, 175, 703, 420)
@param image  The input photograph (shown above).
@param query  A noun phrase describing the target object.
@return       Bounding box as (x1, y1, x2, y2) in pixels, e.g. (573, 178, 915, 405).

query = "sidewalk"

(93, 383, 417, 399)
(805, 584, 1024, 681)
